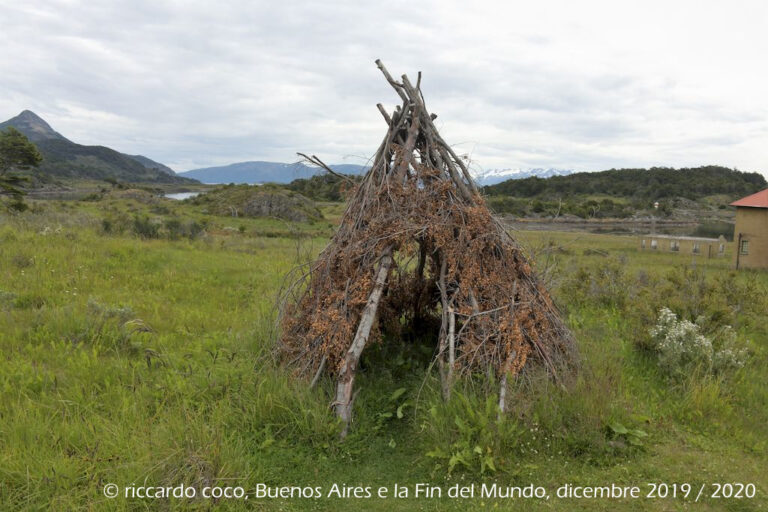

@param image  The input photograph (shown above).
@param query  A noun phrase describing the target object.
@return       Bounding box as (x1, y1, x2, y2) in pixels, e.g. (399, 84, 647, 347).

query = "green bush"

(164, 217, 206, 240)
(163, 218, 184, 239)
(560, 257, 633, 309)
(102, 214, 205, 240)
(100, 213, 132, 235)
(132, 215, 160, 239)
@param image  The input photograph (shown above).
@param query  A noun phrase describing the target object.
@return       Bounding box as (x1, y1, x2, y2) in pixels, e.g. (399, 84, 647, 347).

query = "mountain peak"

(472, 167, 573, 185)
(17, 109, 45, 121)
(0, 110, 67, 142)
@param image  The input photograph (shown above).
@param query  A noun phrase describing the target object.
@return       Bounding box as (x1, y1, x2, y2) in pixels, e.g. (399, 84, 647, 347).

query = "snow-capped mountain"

(471, 168, 573, 186)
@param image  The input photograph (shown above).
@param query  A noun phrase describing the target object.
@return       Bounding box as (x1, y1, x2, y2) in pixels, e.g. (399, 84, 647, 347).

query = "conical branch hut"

(278, 61, 577, 434)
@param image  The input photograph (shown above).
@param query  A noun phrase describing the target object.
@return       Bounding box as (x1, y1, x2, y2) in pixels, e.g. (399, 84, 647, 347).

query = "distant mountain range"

(180, 162, 572, 185)
(472, 167, 573, 185)
(0, 110, 193, 184)
(0, 110, 576, 187)
(179, 161, 368, 184)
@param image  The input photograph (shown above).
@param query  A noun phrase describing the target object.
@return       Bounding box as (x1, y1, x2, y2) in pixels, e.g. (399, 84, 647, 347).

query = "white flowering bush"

(649, 308, 748, 379)
(711, 325, 749, 374)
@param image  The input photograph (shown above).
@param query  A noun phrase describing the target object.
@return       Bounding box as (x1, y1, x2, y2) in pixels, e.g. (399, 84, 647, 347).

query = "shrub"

(559, 257, 632, 309)
(132, 215, 160, 239)
(163, 218, 184, 240)
(654, 266, 767, 332)
(164, 218, 206, 240)
(649, 308, 747, 379)
(101, 214, 131, 235)
(102, 214, 204, 240)
(186, 219, 206, 239)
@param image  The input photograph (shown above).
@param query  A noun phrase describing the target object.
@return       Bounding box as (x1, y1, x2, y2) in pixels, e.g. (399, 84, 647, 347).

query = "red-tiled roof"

(731, 188, 768, 208)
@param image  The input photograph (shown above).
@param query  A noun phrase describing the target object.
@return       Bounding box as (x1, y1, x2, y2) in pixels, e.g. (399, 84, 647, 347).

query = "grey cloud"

(0, 1, 765, 175)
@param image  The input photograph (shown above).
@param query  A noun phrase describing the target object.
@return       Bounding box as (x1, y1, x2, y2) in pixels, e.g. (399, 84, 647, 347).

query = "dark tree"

(0, 127, 43, 211)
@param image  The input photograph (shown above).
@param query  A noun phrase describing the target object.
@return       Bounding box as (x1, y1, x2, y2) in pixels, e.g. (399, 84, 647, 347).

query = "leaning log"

(334, 249, 393, 436)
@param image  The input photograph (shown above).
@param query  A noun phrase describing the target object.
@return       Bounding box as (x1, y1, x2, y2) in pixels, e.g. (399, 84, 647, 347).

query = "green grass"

(0, 198, 766, 510)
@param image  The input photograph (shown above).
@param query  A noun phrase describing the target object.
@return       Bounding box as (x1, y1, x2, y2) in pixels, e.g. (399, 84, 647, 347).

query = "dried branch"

(296, 152, 355, 184)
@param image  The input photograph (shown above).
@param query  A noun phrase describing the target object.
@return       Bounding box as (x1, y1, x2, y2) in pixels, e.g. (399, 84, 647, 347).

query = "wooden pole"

(334, 249, 393, 436)
(438, 256, 450, 400)
(448, 304, 455, 391)
(498, 372, 508, 420)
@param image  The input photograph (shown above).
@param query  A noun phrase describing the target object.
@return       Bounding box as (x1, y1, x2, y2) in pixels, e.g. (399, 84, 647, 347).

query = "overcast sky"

(1, 0, 766, 175)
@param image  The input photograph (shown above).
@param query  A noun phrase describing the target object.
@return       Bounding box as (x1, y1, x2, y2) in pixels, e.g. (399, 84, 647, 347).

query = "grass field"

(1, 195, 766, 511)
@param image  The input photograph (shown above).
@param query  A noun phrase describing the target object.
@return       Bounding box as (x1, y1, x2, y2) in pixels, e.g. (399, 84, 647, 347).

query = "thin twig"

(296, 152, 355, 184)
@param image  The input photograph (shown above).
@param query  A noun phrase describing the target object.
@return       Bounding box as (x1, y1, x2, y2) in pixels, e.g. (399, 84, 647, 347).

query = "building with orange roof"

(731, 188, 768, 269)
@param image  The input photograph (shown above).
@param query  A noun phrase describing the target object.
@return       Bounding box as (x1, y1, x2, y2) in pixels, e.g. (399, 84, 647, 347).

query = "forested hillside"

(484, 166, 766, 200)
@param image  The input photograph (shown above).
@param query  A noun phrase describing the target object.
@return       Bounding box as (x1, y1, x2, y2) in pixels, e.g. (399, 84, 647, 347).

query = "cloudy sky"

(1, 0, 766, 175)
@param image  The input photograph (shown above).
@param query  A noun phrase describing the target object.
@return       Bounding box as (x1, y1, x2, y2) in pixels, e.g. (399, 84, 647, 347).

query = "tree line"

(483, 166, 766, 201)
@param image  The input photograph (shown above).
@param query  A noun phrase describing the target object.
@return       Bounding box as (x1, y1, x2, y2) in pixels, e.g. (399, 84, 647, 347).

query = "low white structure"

(640, 234, 726, 258)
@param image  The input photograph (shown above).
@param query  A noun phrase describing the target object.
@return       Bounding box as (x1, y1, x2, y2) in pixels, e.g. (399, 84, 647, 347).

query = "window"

(670, 240, 679, 252)
(641, 239, 646, 249)
(693, 243, 700, 254)
(740, 239, 749, 255)
(719, 243, 725, 254)
(651, 239, 657, 250)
